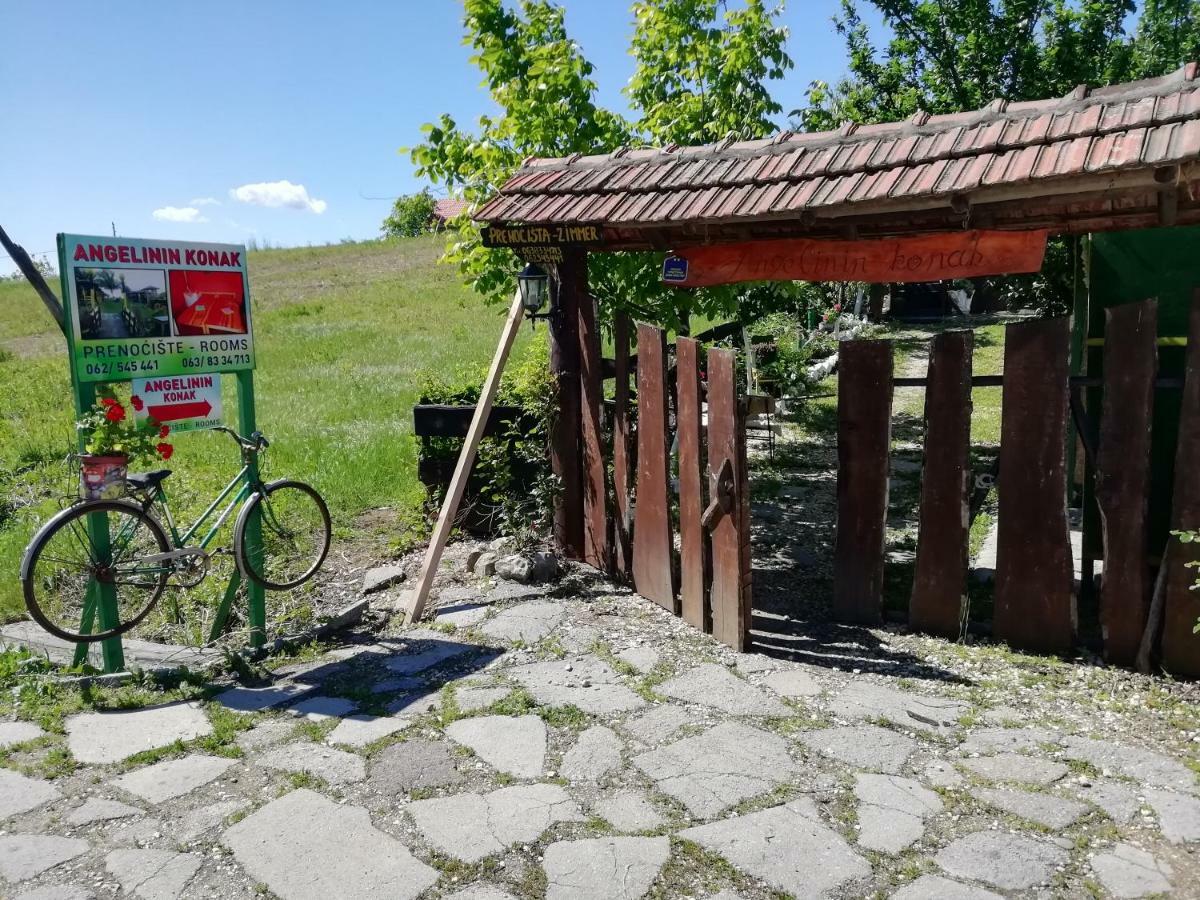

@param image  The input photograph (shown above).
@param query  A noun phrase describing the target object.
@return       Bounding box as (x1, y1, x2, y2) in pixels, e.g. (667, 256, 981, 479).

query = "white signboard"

(132, 372, 223, 435)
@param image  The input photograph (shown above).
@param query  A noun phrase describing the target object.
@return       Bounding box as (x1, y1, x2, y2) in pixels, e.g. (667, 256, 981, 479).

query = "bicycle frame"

(144, 462, 260, 554)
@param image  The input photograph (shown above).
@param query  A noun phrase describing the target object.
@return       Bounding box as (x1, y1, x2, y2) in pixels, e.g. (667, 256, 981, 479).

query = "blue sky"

(0, 1, 872, 275)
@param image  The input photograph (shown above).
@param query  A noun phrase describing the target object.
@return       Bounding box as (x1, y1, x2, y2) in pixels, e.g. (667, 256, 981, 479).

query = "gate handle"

(702, 457, 735, 530)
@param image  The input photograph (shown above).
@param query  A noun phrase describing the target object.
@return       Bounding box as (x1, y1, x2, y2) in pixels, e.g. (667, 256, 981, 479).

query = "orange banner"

(662, 229, 1049, 287)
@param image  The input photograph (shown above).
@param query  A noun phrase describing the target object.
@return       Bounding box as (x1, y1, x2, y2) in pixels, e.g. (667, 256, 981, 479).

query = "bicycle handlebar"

(211, 426, 269, 451)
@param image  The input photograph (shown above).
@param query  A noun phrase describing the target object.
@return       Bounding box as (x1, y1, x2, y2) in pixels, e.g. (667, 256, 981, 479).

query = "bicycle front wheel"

(234, 480, 331, 590)
(21, 500, 171, 643)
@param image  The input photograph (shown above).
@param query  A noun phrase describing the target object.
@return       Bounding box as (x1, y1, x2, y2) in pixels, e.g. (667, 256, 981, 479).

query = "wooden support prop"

(676, 337, 707, 630)
(612, 313, 633, 578)
(632, 323, 676, 611)
(834, 339, 893, 625)
(577, 290, 608, 570)
(402, 291, 525, 625)
(0, 223, 64, 330)
(550, 249, 584, 559)
(994, 317, 1076, 654)
(910, 330, 973, 638)
(1096, 299, 1157, 666)
(1162, 290, 1200, 678)
(707, 348, 750, 650)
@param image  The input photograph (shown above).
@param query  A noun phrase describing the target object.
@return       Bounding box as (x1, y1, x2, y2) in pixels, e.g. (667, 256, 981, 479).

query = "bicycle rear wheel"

(21, 500, 171, 643)
(234, 480, 331, 590)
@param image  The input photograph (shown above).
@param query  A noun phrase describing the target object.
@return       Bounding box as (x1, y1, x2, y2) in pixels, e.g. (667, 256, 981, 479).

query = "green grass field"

(0, 235, 530, 625)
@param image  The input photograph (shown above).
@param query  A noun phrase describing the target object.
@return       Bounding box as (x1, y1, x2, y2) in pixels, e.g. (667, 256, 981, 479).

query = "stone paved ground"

(1, 562, 1198, 900)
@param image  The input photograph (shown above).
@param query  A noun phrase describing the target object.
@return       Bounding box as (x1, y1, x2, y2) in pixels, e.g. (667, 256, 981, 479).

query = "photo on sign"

(73, 268, 169, 340)
(168, 270, 248, 336)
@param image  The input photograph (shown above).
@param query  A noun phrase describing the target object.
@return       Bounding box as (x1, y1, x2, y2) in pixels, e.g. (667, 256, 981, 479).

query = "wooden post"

(0, 223, 64, 331)
(577, 288, 608, 570)
(676, 337, 707, 630)
(994, 317, 1076, 655)
(550, 249, 584, 559)
(707, 348, 750, 650)
(612, 313, 633, 578)
(1162, 290, 1200, 677)
(632, 323, 676, 611)
(910, 330, 973, 638)
(402, 291, 526, 625)
(1095, 299, 1157, 666)
(833, 339, 893, 625)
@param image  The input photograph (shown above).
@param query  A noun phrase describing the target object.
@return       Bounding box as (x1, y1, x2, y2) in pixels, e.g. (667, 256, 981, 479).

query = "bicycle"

(20, 427, 331, 643)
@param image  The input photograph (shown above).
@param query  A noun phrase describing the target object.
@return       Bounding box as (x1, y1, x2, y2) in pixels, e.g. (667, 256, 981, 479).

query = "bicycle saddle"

(126, 470, 172, 489)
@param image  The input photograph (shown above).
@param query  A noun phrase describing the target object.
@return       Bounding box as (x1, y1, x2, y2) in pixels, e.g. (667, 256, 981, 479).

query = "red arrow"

(147, 400, 213, 423)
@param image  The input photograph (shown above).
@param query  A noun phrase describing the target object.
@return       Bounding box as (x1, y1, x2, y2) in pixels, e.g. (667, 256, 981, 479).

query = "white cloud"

(189, 196, 220, 207)
(152, 206, 208, 223)
(229, 180, 327, 214)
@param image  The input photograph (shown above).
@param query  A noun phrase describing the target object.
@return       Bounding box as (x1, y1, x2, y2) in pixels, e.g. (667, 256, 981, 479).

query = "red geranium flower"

(156, 442, 174, 461)
(104, 404, 126, 423)
(101, 397, 118, 407)
(159, 425, 170, 437)
(130, 395, 144, 411)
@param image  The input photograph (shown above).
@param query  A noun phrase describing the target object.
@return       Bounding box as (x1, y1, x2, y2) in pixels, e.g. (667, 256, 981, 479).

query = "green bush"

(382, 190, 437, 238)
(416, 339, 558, 543)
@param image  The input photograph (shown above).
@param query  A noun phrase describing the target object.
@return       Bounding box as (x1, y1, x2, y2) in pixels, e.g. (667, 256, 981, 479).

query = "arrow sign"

(132, 373, 223, 434)
(148, 400, 213, 422)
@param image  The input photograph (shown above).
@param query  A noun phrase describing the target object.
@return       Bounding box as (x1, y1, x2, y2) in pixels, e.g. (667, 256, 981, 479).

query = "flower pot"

(80, 454, 128, 500)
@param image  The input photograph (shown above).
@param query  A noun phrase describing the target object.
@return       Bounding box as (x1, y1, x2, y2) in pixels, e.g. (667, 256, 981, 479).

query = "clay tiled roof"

(432, 198, 469, 221)
(476, 65, 1200, 241)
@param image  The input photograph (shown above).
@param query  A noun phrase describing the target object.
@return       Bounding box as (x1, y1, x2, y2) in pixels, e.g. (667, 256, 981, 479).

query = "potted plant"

(76, 391, 174, 500)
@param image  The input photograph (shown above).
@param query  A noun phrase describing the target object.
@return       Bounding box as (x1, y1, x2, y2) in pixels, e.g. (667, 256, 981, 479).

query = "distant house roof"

(475, 64, 1200, 248)
(432, 198, 469, 222)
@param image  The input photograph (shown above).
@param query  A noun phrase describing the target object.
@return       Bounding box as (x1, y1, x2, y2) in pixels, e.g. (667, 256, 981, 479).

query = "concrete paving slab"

(957, 727, 1060, 756)
(543, 836, 669, 900)
(827, 681, 967, 736)
(455, 686, 512, 713)
(854, 774, 942, 854)
(13, 886, 94, 900)
(287, 696, 357, 721)
(257, 742, 366, 785)
(64, 702, 211, 764)
(632, 722, 795, 818)
(958, 753, 1068, 786)
(615, 646, 660, 673)
(104, 849, 201, 900)
(0, 722, 45, 750)
(223, 788, 438, 900)
(214, 683, 315, 713)
(509, 656, 646, 715)
(679, 798, 870, 898)
(761, 668, 823, 698)
(480, 601, 564, 643)
(408, 783, 581, 863)
(0, 769, 61, 820)
(1146, 788, 1200, 843)
(890, 875, 1004, 899)
(1061, 736, 1198, 795)
(797, 725, 917, 774)
(0, 834, 89, 883)
(368, 739, 464, 794)
(1090, 842, 1173, 898)
(593, 791, 665, 832)
(445, 715, 546, 778)
(935, 831, 1068, 890)
(111, 755, 234, 804)
(658, 664, 791, 717)
(977, 787, 1088, 829)
(621, 705, 691, 745)
(326, 713, 409, 748)
(561, 726, 623, 781)
(66, 798, 142, 826)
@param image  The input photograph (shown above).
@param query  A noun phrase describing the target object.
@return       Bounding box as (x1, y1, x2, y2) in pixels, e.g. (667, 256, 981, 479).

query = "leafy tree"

(410, 0, 801, 329)
(382, 190, 437, 238)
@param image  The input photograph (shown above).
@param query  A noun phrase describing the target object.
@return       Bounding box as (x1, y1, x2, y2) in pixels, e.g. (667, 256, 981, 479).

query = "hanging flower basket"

(80, 453, 129, 500)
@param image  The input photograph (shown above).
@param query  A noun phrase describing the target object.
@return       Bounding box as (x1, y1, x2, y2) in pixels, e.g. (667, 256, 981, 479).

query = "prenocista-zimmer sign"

(59, 234, 255, 383)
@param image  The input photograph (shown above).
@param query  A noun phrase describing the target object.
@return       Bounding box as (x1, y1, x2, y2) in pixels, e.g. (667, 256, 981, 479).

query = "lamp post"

(517, 262, 553, 324)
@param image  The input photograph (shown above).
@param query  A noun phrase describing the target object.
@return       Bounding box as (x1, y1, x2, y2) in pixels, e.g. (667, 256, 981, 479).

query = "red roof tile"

(432, 198, 468, 221)
(476, 65, 1200, 230)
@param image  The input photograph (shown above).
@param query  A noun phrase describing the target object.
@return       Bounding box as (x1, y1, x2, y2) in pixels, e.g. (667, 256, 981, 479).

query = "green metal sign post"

(50, 233, 263, 672)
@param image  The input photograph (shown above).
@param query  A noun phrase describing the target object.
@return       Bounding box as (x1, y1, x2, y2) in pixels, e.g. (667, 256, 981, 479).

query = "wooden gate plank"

(1096, 299, 1157, 666)
(910, 330, 973, 638)
(633, 324, 677, 611)
(994, 317, 1075, 654)
(708, 348, 750, 650)
(613, 313, 633, 579)
(1162, 290, 1200, 678)
(577, 291, 608, 570)
(676, 337, 707, 630)
(834, 339, 893, 625)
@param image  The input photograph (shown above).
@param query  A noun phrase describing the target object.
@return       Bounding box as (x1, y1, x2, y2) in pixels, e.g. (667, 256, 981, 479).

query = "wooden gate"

(832, 294, 1200, 676)
(573, 312, 752, 651)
